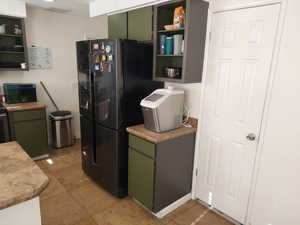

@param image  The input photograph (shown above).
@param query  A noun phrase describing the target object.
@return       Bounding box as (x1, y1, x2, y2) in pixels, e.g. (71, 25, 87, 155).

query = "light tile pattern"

(37, 141, 234, 225)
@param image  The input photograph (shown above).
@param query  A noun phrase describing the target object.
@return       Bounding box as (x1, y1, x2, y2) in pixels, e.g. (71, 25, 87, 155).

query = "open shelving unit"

(153, 0, 209, 83)
(0, 33, 23, 38)
(157, 28, 185, 33)
(0, 15, 28, 71)
(157, 54, 183, 57)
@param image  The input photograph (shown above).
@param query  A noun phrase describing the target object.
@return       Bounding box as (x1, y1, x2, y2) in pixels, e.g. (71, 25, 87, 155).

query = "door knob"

(246, 133, 256, 141)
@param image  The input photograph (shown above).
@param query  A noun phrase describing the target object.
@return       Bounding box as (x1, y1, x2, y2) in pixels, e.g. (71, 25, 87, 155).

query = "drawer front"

(13, 109, 46, 122)
(129, 134, 155, 158)
(128, 148, 154, 210)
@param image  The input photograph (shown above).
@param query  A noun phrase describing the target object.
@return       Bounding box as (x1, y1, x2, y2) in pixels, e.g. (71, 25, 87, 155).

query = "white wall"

(0, 7, 108, 140)
(0, 0, 26, 18)
(165, 82, 202, 118)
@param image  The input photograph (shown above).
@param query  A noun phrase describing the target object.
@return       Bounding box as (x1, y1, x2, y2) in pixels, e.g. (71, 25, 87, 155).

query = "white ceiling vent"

(45, 7, 72, 14)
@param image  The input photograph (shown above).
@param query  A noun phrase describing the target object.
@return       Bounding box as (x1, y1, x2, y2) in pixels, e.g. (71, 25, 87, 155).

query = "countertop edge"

(1, 178, 49, 210)
(0, 142, 50, 210)
(3, 102, 47, 112)
(126, 125, 197, 144)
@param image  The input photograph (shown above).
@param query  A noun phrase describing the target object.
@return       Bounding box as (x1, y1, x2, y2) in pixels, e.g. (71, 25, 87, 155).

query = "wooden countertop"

(3, 102, 46, 112)
(0, 142, 49, 210)
(126, 118, 198, 144)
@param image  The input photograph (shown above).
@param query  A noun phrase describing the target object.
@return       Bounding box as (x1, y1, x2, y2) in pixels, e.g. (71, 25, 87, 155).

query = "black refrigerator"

(76, 39, 163, 198)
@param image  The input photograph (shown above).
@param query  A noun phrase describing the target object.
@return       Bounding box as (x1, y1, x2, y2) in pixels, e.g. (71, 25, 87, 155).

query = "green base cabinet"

(128, 133, 196, 213)
(128, 148, 154, 210)
(9, 109, 48, 159)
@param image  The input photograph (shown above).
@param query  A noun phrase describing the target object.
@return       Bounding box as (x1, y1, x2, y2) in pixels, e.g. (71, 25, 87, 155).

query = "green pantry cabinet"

(128, 128, 196, 213)
(108, 6, 153, 41)
(8, 107, 48, 159)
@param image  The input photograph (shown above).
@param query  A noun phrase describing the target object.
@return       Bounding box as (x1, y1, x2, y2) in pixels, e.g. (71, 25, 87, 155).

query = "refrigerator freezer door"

(94, 124, 128, 197)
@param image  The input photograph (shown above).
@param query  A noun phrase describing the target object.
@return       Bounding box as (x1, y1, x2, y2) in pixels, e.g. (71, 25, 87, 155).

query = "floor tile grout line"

(68, 185, 119, 221)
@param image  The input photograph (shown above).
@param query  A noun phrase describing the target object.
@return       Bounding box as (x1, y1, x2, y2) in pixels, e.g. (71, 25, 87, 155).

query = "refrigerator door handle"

(92, 149, 99, 166)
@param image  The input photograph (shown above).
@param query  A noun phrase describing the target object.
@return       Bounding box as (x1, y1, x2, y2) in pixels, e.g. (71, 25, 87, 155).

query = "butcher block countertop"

(126, 118, 198, 144)
(0, 142, 49, 210)
(3, 102, 46, 112)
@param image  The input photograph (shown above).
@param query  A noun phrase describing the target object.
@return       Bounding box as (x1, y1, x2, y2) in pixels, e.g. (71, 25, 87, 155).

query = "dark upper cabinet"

(0, 15, 28, 71)
(153, 0, 209, 83)
(108, 6, 153, 42)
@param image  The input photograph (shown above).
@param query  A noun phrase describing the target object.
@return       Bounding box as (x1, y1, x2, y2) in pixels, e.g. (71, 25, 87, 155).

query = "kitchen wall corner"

(165, 82, 202, 118)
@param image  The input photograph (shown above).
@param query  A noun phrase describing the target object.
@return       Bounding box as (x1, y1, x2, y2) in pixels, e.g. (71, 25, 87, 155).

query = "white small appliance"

(141, 86, 184, 132)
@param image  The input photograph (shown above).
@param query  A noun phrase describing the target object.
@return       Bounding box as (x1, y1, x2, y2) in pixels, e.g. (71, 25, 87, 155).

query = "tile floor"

(36, 141, 234, 225)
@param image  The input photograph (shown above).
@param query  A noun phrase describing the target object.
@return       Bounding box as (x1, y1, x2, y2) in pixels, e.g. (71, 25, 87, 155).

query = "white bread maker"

(140, 86, 184, 132)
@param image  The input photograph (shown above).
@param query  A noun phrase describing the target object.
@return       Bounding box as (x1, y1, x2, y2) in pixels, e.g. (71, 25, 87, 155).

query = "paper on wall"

(28, 46, 53, 69)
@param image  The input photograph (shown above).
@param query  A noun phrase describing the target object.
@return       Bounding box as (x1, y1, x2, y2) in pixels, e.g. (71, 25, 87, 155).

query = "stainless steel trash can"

(50, 111, 74, 148)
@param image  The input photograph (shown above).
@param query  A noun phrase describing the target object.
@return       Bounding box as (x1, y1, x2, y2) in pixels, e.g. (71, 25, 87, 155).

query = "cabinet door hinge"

(209, 31, 212, 42)
(195, 168, 198, 176)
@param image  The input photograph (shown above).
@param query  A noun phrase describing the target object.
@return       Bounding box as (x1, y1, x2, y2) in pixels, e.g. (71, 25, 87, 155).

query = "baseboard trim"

(32, 154, 49, 161)
(196, 199, 241, 225)
(132, 193, 192, 218)
(154, 193, 192, 218)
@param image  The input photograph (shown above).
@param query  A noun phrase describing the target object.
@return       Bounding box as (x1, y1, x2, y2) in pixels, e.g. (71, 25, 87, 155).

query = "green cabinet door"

(129, 134, 155, 158)
(108, 13, 128, 39)
(14, 119, 48, 158)
(13, 110, 45, 122)
(128, 148, 154, 210)
(128, 6, 153, 41)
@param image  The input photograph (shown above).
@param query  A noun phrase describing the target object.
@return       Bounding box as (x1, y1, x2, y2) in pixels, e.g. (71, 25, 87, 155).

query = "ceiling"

(22, 0, 94, 17)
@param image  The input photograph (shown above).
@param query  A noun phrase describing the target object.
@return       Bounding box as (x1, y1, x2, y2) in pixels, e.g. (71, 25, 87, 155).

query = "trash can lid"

(50, 111, 73, 120)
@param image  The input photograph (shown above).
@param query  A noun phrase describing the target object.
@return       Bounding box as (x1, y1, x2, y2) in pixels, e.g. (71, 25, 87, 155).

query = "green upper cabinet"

(108, 6, 153, 41)
(128, 6, 153, 41)
(108, 12, 128, 39)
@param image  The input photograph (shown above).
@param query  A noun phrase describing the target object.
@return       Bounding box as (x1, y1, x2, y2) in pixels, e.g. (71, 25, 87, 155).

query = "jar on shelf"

(14, 25, 22, 35)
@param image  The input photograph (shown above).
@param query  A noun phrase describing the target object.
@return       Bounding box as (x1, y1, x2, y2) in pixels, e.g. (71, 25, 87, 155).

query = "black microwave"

(3, 83, 37, 104)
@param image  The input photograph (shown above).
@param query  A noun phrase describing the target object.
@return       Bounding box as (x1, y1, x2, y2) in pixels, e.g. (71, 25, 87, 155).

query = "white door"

(196, 4, 280, 223)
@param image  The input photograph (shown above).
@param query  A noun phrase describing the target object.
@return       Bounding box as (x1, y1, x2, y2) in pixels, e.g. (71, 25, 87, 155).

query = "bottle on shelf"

(160, 35, 166, 55)
(165, 36, 174, 55)
(173, 34, 183, 55)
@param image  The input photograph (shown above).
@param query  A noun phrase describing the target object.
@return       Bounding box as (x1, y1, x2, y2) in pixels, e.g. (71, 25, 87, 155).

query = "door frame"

(192, 1, 288, 224)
